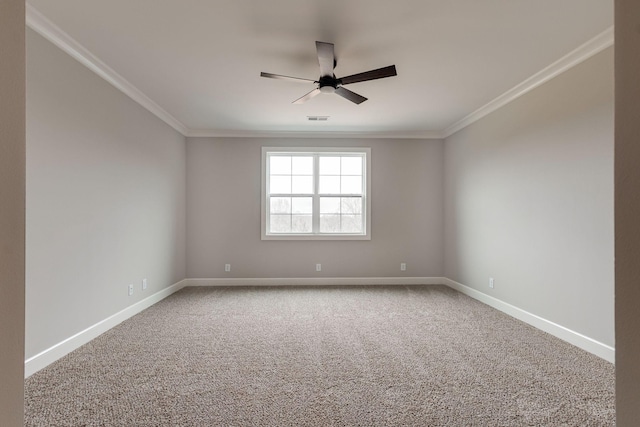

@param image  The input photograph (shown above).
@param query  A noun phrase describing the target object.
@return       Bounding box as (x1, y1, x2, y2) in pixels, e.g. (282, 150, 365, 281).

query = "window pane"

(341, 157, 362, 175)
(341, 215, 362, 233)
(320, 197, 340, 214)
(270, 156, 291, 175)
(270, 214, 291, 233)
(320, 214, 340, 233)
(292, 176, 313, 194)
(320, 157, 340, 175)
(341, 176, 362, 194)
(270, 197, 291, 214)
(292, 215, 312, 233)
(270, 176, 291, 194)
(292, 157, 313, 175)
(341, 197, 362, 214)
(292, 197, 312, 214)
(319, 176, 340, 194)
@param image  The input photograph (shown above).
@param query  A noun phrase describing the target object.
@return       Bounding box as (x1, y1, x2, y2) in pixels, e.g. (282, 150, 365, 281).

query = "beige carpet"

(25, 285, 615, 426)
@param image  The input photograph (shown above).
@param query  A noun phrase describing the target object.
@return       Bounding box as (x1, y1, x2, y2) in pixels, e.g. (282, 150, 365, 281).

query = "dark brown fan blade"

(334, 87, 367, 104)
(339, 65, 397, 85)
(293, 88, 322, 104)
(316, 41, 335, 77)
(260, 72, 315, 83)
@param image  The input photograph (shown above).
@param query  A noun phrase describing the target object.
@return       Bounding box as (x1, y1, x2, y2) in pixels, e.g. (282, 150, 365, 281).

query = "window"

(262, 147, 371, 240)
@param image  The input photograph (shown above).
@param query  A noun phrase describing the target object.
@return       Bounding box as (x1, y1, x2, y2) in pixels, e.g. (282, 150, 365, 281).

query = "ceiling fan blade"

(316, 41, 335, 77)
(293, 88, 322, 104)
(334, 87, 368, 104)
(260, 72, 315, 83)
(339, 65, 397, 85)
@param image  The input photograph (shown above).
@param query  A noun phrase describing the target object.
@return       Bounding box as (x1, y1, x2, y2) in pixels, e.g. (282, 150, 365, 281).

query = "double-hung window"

(262, 147, 371, 240)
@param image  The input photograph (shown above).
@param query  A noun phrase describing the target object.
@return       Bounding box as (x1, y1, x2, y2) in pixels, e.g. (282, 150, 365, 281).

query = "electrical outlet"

(225, 264, 231, 272)
(128, 284, 134, 296)
(142, 278, 147, 290)
(316, 263, 322, 272)
(400, 263, 407, 271)
(489, 278, 495, 289)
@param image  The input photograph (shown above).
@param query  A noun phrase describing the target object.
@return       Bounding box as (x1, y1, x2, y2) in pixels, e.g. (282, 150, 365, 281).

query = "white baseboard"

(185, 277, 446, 287)
(24, 279, 188, 378)
(443, 278, 615, 363)
(25, 276, 613, 376)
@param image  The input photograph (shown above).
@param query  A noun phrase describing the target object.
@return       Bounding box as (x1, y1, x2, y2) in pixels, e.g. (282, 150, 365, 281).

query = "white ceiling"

(26, 0, 613, 138)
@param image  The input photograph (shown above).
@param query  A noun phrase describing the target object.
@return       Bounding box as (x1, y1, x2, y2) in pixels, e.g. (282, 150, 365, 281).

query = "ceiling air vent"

(307, 116, 329, 121)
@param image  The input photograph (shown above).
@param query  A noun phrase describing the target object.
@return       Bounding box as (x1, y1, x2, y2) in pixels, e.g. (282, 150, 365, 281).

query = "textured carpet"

(25, 285, 615, 426)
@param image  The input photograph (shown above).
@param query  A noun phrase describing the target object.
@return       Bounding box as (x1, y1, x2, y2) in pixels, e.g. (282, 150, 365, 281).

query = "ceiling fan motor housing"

(319, 75, 338, 93)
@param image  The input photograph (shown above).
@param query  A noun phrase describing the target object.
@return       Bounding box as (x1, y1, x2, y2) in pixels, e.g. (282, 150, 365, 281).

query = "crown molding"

(442, 26, 614, 139)
(26, 2, 613, 141)
(25, 3, 442, 141)
(25, 3, 189, 136)
(186, 129, 446, 139)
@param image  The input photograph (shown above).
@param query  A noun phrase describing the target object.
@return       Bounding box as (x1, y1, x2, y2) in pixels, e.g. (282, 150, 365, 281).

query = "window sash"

(266, 195, 364, 235)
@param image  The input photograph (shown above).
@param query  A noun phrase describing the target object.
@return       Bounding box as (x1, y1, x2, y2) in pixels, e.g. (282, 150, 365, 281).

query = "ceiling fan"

(260, 41, 397, 105)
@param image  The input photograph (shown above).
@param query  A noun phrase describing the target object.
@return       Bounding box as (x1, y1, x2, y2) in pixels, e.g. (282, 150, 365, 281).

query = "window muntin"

(262, 147, 371, 240)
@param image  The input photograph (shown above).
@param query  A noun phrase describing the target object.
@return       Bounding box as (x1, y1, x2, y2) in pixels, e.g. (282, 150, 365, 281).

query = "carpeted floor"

(24, 285, 615, 426)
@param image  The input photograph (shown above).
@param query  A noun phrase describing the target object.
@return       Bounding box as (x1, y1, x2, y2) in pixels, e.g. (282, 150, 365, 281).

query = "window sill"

(261, 234, 371, 241)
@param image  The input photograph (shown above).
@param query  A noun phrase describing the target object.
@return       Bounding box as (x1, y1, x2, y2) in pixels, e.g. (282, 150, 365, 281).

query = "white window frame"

(261, 147, 371, 240)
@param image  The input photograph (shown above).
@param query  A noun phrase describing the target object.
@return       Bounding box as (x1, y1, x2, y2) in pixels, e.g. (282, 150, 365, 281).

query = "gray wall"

(187, 137, 444, 278)
(0, 0, 25, 424)
(444, 47, 614, 346)
(615, 0, 640, 423)
(25, 30, 187, 359)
